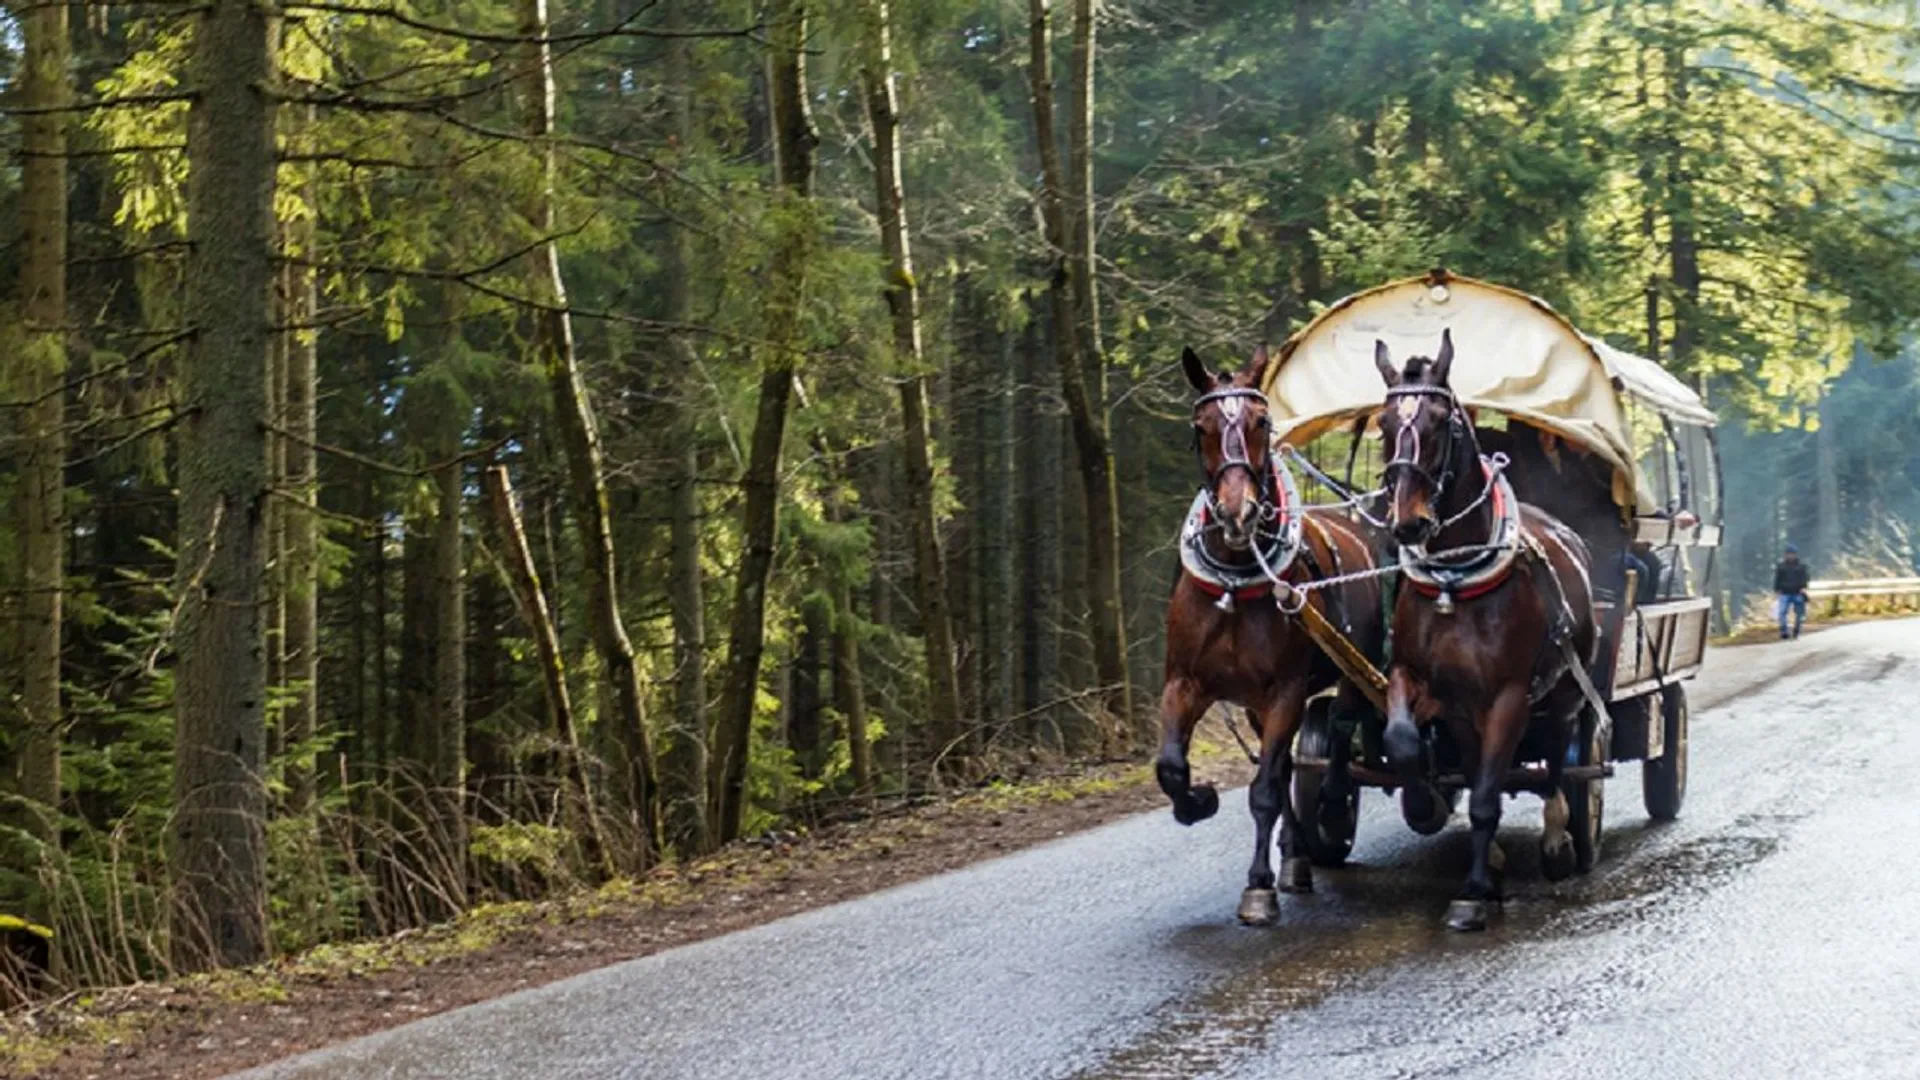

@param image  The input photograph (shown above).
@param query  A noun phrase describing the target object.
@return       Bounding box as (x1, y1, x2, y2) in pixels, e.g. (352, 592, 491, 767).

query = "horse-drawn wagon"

(1159, 269, 1721, 930)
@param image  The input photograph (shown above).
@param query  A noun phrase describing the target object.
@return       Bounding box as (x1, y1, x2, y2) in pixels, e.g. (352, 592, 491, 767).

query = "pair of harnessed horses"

(1156, 329, 1598, 932)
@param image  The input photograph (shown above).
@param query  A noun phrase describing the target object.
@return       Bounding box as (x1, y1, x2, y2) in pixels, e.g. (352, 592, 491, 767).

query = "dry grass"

(0, 738, 1247, 1078)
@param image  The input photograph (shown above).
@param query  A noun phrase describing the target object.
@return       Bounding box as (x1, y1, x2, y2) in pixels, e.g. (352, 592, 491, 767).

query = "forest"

(3, 0, 1920, 992)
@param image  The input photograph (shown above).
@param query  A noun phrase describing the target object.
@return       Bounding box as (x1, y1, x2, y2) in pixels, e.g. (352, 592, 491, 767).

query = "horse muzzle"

(1211, 497, 1258, 549)
(1392, 516, 1437, 547)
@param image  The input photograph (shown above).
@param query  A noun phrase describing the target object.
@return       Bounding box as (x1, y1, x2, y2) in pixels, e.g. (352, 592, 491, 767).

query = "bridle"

(1191, 386, 1278, 543)
(1383, 382, 1519, 559)
(1381, 383, 1468, 503)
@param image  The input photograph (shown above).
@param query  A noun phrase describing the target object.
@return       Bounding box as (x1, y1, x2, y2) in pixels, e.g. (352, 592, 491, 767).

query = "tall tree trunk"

(516, 0, 660, 859)
(283, 120, 321, 817)
(13, 0, 70, 925)
(397, 513, 440, 918)
(1016, 300, 1064, 744)
(1029, 0, 1129, 736)
(266, 286, 287, 778)
(865, 447, 895, 630)
(830, 586, 870, 797)
(660, 0, 710, 855)
(712, 0, 817, 845)
(1636, 41, 1661, 362)
(860, 0, 965, 766)
(1066, 0, 1129, 731)
(431, 452, 467, 906)
(827, 477, 871, 797)
(981, 326, 1016, 739)
(171, 0, 276, 971)
(372, 495, 391, 786)
(1664, 45, 1699, 369)
(484, 466, 610, 877)
(789, 601, 825, 779)
(346, 472, 370, 812)
(1813, 386, 1841, 566)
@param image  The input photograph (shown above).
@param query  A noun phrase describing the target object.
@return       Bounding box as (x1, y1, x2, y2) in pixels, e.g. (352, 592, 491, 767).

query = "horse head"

(1182, 343, 1274, 552)
(1373, 328, 1466, 548)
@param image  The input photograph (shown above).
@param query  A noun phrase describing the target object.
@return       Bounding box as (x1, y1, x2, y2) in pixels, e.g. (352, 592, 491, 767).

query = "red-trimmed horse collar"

(1400, 460, 1520, 604)
(1179, 458, 1302, 602)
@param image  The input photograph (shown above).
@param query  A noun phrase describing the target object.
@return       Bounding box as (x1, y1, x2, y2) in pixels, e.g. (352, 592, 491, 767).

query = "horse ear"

(1432, 328, 1455, 385)
(1373, 339, 1398, 386)
(1245, 342, 1271, 386)
(1181, 346, 1211, 391)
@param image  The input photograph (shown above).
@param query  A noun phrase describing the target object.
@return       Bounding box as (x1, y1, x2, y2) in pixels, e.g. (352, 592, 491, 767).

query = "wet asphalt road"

(240, 621, 1920, 1080)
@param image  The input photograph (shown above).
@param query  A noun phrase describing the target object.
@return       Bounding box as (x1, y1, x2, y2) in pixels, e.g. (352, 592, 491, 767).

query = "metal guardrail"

(1805, 577, 1920, 599)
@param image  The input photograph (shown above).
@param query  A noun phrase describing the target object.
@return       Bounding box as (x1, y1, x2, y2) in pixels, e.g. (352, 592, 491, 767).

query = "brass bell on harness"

(1434, 590, 1456, 616)
(1215, 591, 1236, 613)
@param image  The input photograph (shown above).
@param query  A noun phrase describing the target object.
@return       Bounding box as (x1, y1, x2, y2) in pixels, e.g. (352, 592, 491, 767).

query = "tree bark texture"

(516, 0, 661, 858)
(266, 292, 287, 772)
(788, 601, 825, 778)
(171, 0, 276, 971)
(283, 121, 321, 817)
(1016, 301, 1064, 744)
(861, 0, 965, 763)
(661, 0, 710, 855)
(1664, 45, 1699, 368)
(484, 466, 610, 877)
(12, 0, 71, 915)
(981, 326, 1017, 734)
(1029, 0, 1130, 735)
(431, 452, 467, 905)
(828, 481, 872, 797)
(711, 0, 817, 845)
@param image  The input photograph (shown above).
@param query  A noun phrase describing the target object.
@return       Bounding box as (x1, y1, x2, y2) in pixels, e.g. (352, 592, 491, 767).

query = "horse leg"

(1384, 666, 1443, 827)
(1382, 666, 1421, 775)
(1240, 685, 1309, 924)
(1155, 676, 1220, 825)
(1539, 682, 1583, 882)
(1448, 684, 1529, 932)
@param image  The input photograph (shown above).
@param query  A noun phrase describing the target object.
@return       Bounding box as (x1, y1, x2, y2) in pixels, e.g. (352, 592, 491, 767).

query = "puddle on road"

(1070, 811, 1801, 1080)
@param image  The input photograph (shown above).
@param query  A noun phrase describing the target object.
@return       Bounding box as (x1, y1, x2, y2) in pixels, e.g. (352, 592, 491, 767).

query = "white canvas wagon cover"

(1258, 271, 1715, 510)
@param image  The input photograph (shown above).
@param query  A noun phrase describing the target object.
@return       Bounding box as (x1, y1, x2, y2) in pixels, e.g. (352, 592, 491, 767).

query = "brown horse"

(1155, 345, 1387, 925)
(1372, 329, 1600, 932)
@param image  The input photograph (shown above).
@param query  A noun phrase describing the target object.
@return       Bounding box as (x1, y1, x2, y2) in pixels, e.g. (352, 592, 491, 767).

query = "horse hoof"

(1173, 784, 1220, 825)
(1445, 899, 1490, 933)
(1382, 720, 1421, 773)
(1279, 856, 1314, 894)
(1238, 888, 1280, 926)
(1540, 838, 1576, 883)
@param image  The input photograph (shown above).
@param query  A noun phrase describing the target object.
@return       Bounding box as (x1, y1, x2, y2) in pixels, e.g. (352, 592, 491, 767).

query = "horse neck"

(1429, 424, 1492, 553)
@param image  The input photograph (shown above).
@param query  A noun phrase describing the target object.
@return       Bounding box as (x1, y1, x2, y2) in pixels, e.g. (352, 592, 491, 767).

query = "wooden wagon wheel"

(1289, 698, 1361, 866)
(1565, 707, 1607, 873)
(1642, 684, 1689, 820)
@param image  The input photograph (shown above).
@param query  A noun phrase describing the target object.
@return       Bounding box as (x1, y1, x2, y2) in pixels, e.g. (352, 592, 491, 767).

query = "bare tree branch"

(2, 91, 194, 116)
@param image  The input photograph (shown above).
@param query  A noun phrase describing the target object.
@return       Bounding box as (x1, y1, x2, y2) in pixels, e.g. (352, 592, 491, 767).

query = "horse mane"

(1400, 355, 1440, 383)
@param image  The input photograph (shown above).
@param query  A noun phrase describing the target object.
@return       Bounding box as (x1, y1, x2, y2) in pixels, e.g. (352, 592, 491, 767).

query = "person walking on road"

(1774, 544, 1810, 640)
